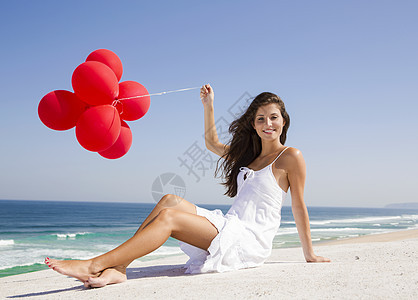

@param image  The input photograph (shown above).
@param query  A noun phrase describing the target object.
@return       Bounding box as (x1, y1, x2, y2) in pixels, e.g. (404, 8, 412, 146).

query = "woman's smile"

(262, 129, 275, 134)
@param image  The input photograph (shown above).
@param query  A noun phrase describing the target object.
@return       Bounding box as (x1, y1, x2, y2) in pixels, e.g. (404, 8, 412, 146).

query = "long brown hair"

(216, 92, 290, 197)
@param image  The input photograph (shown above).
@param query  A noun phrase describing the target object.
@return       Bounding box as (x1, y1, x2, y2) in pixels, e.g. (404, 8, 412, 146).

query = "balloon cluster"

(38, 49, 150, 159)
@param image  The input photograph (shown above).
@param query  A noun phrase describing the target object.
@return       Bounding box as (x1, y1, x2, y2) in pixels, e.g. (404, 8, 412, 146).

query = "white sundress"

(180, 147, 289, 274)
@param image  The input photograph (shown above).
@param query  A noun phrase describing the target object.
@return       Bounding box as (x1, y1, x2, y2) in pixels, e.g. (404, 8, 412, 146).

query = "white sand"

(1, 229, 417, 299)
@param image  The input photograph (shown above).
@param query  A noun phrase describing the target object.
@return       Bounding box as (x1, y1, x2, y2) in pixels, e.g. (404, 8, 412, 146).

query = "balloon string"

(112, 99, 123, 114)
(117, 86, 201, 101)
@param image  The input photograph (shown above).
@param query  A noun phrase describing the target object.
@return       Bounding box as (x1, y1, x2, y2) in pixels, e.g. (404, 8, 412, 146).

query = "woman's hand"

(305, 253, 331, 263)
(200, 84, 214, 107)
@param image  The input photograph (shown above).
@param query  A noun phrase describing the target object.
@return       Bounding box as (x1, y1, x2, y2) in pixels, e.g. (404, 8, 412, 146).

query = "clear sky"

(0, 0, 417, 208)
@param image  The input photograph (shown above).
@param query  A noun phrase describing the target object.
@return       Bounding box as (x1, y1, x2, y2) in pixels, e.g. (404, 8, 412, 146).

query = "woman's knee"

(158, 194, 183, 208)
(156, 208, 176, 224)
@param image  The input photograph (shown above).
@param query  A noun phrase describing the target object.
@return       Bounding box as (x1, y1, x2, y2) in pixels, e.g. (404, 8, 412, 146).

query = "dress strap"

(271, 147, 289, 165)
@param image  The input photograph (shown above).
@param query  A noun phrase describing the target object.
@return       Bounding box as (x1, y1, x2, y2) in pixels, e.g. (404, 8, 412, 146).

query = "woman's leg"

(136, 194, 197, 233)
(46, 206, 217, 284)
(84, 194, 198, 287)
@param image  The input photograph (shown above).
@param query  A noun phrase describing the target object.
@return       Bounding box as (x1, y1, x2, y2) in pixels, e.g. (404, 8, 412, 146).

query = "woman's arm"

(200, 84, 229, 157)
(287, 149, 330, 263)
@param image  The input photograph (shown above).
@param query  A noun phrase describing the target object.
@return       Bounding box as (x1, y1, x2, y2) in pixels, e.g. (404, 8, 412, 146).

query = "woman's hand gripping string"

(200, 84, 214, 107)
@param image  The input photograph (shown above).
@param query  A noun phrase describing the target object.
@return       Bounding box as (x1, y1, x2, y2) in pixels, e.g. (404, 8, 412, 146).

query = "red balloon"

(76, 105, 121, 152)
(86, 49, 123, 82)
(117, 81, 150, 121)
(99, 120, 132, 159)
(72, 61, 119, 106)
(38, 90, 87, 131)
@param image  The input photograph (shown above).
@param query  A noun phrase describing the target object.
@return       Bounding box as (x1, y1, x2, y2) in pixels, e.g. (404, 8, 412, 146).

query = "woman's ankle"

(89, 258, 105, 275)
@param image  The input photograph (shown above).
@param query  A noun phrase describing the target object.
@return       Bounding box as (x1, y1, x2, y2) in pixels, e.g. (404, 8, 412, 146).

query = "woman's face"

(253, 103, 285, 141)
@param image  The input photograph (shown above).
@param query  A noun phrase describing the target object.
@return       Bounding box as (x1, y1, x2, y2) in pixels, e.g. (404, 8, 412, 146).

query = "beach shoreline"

(1, 228, 417, 299)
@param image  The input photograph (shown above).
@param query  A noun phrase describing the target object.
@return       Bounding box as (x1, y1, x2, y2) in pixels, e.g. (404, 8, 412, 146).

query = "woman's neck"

(259, 140, 284, 157)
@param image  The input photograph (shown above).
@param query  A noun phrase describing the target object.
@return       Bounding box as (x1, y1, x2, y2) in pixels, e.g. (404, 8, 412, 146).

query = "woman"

(46, 84, 329, 288)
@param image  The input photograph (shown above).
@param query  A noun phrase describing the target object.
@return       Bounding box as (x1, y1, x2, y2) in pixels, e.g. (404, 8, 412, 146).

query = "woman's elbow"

(205, 140, 217, 154)
(204, 139, 215, 151)
(205, 141, 225, 157)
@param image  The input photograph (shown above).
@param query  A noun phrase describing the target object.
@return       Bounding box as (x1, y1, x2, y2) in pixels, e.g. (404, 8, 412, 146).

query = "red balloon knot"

(112, 99, 124, 114)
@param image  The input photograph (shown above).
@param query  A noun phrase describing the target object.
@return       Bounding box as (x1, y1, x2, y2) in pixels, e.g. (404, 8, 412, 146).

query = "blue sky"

(0, 0, 417, 207)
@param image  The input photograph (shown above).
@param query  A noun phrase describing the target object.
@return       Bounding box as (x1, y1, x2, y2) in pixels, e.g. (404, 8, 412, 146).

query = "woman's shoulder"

(283, 146, 303, 158)
(274, 146, 305, 169)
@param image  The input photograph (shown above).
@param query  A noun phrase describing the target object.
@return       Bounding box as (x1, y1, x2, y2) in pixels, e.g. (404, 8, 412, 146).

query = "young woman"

(46, 84, 329, 288)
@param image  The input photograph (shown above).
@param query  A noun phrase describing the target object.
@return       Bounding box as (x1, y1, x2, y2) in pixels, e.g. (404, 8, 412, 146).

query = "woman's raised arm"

(200, 84, 229, 157)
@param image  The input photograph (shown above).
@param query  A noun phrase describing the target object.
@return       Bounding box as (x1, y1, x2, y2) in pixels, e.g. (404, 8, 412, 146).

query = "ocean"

(1, 200, 417, 278)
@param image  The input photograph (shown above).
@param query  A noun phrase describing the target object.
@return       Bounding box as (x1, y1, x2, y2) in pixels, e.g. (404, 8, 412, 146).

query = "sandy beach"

(1, 229, 417, 299)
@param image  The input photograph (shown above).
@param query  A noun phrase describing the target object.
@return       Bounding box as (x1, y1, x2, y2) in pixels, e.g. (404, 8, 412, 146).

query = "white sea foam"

(311, 227, 386, 233)
(53, 232, 91, 240)
(273, 241, 286, 245)
(0, 237, 183, 272)
(0, 240, 15, 246)
(309, 215, 404, 225)
(0, 245, 184, 271)
(336, 234, 359, 240)
(275, 227, 386, 237)
(0, 262, 37, 270)
(401, 214, 418, 220)
(275, 228, 298, 235)
(281, 221, 296, 225)
(0, 247, 102, 271)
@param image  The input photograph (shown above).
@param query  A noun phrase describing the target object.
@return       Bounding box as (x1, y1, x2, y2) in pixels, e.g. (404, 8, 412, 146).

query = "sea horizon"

(2, 198, 416, 209)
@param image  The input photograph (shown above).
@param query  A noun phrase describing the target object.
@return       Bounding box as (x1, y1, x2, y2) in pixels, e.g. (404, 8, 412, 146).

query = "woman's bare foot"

(84, 265, 127, 288)
(45, 257, 101, 282)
